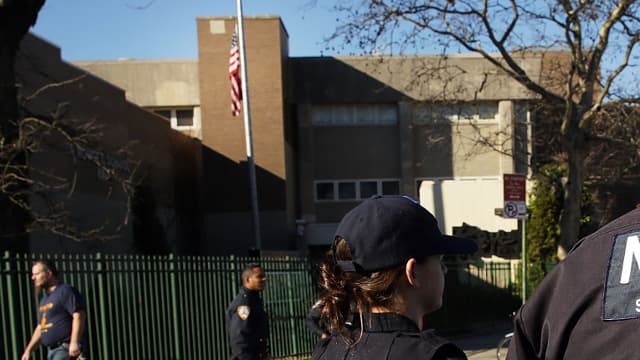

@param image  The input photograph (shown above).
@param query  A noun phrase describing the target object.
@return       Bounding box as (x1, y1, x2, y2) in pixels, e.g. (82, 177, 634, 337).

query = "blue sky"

(29, 0, 639, 97)
(31, 0, 337, 61)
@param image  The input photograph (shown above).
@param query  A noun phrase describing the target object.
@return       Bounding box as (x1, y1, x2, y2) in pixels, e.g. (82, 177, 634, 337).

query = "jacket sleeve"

(228, 306, 257, 360)
(305, 305, 326, 336)
(506, 308, 538, 360)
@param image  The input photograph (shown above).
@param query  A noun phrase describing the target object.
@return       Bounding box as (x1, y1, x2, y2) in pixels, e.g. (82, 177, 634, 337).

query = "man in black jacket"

(226, 264, 271, 360)
(508, 208, 640, 359)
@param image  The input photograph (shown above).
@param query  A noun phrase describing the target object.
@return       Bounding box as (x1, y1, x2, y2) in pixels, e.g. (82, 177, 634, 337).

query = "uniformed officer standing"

(226, 264, 271, 360)
(507, 207, 640, 359)
(311, 195, 477, 360)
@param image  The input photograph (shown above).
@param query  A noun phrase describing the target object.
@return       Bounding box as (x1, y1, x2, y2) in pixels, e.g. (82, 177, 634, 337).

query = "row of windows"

(414, 102, 498, 124)
(315, 179, 401, 201)
(311, 104, 398, 126)
(310, 102, 500, 127)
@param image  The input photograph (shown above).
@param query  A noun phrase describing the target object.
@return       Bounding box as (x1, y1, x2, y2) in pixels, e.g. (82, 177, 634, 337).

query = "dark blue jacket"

(508, 208, 640, 359)
(226, 286, 269, 360)
(311, 312, 466, 360)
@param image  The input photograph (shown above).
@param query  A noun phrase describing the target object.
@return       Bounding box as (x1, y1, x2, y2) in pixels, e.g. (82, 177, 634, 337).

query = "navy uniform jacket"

(226, 286, 269, 360)
(311, 313, 467, 360)
(306, 301, 328, 337)
(508, 208, 640, 359)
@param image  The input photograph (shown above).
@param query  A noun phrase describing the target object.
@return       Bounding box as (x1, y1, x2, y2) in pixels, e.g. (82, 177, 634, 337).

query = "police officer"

(226, 264, 271, 360)
(305, 300, 330, 338)
(507, 207, 640, 359)
(311, 195, 478, 360)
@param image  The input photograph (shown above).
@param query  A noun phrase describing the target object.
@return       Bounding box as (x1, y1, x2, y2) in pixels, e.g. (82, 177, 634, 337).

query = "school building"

(15, 15, 565, 256)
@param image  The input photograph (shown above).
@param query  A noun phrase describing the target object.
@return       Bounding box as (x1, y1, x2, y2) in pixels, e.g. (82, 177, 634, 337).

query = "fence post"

(170, 253, 181, 359)
(285, 257, 298, 355)
(3, 251, 19, 359)
(95, 253, 109, 360)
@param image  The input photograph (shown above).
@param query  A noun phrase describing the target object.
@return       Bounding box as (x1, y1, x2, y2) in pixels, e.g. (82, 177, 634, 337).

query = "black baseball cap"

(334, 195, 477, 273)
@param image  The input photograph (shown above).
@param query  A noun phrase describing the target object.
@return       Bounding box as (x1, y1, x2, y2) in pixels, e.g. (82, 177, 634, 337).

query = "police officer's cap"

(334, 195, 478, 273)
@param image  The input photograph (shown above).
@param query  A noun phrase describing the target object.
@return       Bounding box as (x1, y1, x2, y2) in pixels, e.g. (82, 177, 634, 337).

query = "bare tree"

(584, 104, 640, 224)
(1, 1, 138, 244)
(0, 0, 46, 246)
(327, 0, 640, 256)
(6, 76, 141, 242)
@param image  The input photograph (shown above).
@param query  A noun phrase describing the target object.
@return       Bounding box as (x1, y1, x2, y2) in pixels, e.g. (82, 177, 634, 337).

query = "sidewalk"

(456, 331, 505, 359)
(448, 320, 512, 360)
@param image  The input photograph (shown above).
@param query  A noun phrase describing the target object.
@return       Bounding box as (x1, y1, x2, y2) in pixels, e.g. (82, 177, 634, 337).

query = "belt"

(47, 342, 68, 350)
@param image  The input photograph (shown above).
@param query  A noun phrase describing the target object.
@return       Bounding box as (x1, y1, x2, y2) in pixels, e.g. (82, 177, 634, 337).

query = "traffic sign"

(503, 173, 526, 219)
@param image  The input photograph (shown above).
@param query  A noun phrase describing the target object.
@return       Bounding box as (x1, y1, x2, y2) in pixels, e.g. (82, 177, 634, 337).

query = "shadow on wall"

(131, 180, 169, 254)
(200, 146, 290, 255)
(453, 223, 521, 259)
(201, 147, 286, 212)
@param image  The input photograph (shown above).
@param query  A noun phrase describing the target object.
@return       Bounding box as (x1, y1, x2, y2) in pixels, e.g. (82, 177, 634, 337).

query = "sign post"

(503, 173, 527, 304)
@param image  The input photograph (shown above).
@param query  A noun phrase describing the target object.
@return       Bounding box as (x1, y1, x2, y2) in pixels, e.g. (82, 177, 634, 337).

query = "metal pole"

(4, 251, 19, 359)
(521, 218, 527, 305)
(170, 254, 181, 359)
(95, 253, 110, 360)
(235, 0, 261, 252)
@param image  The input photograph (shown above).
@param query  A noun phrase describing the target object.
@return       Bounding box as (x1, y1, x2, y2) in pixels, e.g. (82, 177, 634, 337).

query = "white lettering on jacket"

(620, 235, 640, 284)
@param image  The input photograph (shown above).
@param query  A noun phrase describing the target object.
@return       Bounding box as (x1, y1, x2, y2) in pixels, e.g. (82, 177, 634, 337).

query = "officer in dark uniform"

(507, 207, 640, 359)
(305, 300, 329, 338)
(226, 264, 271, 360)
(311, 195, 478, 360)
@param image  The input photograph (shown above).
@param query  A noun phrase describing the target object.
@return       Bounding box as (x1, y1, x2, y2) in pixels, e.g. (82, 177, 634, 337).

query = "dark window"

(360, 181, 378, 198)
(382, 181, 400, 195)
(316, 183, 334, 200)
(176, 109, 194, 127)
(338, 182, 356, 200)
(154, 110, 171, 119)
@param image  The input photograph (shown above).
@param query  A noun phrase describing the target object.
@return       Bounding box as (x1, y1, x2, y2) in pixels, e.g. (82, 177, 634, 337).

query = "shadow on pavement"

(444, 319, 512, 354)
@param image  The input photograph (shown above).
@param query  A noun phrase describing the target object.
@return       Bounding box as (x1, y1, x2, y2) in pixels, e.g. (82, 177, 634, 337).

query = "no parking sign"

(503, 173, 527, 219)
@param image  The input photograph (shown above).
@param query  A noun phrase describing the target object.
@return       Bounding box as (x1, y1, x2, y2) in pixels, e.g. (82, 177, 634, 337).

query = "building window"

(382, 180, 400, 195)
(360, 181, 378, 198)
(414, 102, 498, 124)
(155, 110, 172, 119)
(314, 179, 401, 201)
(316, 182, 335, 201)
(176, 109, 194, 127)
(152, 108, 196, 129)
(311, 104, 398, 126)
(338, 182, 356, 200)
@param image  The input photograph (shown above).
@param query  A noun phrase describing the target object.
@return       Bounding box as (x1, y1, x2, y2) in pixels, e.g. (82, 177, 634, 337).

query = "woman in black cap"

(310, 195, 477, 360)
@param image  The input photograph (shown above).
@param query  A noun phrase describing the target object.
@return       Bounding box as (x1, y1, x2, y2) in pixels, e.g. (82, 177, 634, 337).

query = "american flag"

(229, 26, 242, 116)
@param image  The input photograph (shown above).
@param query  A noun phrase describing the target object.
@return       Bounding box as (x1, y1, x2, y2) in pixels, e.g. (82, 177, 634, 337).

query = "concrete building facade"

(69, 16, 558, 255)
(12, 34, 205, 254)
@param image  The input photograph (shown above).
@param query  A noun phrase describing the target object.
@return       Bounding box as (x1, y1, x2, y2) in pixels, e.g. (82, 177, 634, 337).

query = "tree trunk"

(558, 113, 587, 259)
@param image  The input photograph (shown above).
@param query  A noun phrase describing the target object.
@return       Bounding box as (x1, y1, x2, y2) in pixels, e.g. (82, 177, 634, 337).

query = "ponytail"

(316, 238, 406, 337)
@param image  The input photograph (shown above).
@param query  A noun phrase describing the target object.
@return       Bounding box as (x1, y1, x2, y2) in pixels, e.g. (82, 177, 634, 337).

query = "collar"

(361, 312, 420, 333)
(240, 286, 260, 296)
(44, 282, 61, 295)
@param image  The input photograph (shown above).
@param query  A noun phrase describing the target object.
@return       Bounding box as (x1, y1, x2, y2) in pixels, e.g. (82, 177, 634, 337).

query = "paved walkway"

(449, 320, 512, 360)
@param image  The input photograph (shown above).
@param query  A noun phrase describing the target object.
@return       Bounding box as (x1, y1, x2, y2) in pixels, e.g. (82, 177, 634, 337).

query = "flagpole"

(236, 0, 261, 252)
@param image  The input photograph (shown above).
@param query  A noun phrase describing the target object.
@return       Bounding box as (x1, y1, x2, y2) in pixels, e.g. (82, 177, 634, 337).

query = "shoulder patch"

(237, 305, 250, 320)
(603, 231, 640, 320)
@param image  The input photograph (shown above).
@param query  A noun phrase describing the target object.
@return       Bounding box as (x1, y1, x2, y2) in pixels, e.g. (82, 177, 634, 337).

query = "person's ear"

(405, 258, 419, 287)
